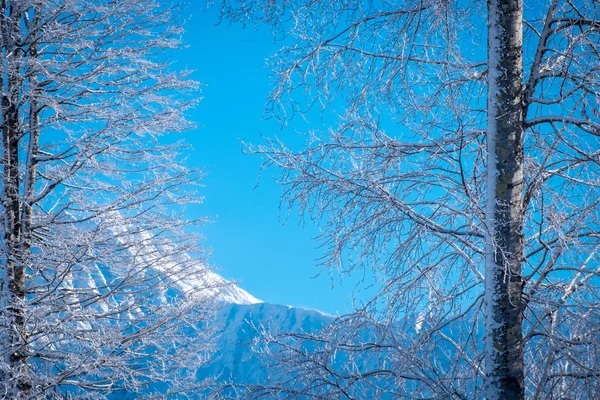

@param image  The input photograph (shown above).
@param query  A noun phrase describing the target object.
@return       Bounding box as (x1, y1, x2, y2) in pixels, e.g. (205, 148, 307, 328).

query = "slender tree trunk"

(0, 2, 29, 396)
(22, 9, 40, 257)
(485, 0, 525, 398)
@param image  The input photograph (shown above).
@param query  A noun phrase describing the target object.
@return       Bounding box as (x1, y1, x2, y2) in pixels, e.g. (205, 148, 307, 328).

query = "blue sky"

(177, 7, 358, 314)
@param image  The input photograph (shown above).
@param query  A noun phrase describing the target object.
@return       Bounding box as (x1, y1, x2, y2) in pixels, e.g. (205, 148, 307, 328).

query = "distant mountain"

(201, 300, 333, 387)
(191, 270, 263, 306)
(109, 266, 332, 398)
(41, 219, 331, 398)
(165, 267, 335, 393)
(58, 225, 332, 399)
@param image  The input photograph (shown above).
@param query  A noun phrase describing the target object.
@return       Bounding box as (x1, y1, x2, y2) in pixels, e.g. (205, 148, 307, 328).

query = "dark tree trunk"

(1, 2, 30, 396)
(485, 0, 525, 398)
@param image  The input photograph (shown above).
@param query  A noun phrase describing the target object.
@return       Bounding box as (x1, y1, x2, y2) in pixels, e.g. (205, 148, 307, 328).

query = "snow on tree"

(0, 0, 221, 398)
(216, 0, 600, 398)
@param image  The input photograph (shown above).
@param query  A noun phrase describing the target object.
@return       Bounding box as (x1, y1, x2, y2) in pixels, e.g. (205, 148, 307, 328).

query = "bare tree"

(215, 0, 600, 398)
(0, 0, 221, 398)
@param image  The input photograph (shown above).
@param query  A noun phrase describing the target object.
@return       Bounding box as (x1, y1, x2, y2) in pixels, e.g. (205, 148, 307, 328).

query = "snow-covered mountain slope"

(200, 301, 333, 387)
(110, 224, 262, 306)
(200, 270, 262, 305)
(166, 262, 263, 307)
(47, 219, 320, 398)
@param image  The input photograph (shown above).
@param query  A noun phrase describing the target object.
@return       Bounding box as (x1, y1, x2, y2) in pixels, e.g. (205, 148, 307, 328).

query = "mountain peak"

(208, 271, 262, 305)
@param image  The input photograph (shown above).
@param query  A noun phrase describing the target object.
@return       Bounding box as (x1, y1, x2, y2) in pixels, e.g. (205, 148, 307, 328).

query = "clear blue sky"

(177, 7, 359, 315)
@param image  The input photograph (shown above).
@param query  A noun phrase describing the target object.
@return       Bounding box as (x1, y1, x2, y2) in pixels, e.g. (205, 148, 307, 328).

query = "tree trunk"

(1, 1, 29, 396)
(485, 0, 525, 398)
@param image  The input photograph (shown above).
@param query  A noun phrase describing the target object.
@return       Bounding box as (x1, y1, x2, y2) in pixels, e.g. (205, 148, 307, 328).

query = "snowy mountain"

(192, 275, 333, 384)
(194, 270, 263, 305)
(24, 213, 330, 399)
(135, 248, 332, 389)
(55, 220, 331, 399)
(201, 300, 333, 388)
(101, 271, 332, 399)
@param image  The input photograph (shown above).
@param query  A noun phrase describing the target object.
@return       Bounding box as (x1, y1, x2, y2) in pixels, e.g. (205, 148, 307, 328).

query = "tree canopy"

(0, 1, 218, 398)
